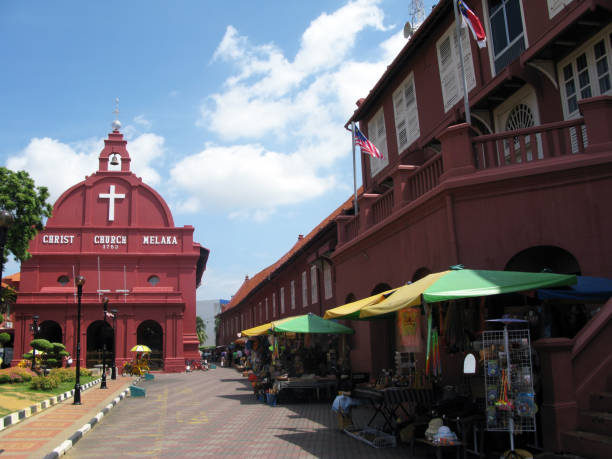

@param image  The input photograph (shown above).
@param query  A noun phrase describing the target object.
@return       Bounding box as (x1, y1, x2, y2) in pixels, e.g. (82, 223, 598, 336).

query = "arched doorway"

(504, 245, 585, 339)
(412, 267, 431, 282)
(39, 320, 62, 344)
(86, 320, 114, 368)
(137, 320, 163, 370)
(505, 245, 581, 275)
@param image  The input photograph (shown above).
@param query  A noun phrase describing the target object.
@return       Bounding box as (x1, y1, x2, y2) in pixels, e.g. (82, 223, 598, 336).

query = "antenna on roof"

(403, 21, 414, 39)
(405, 0, 425, 39)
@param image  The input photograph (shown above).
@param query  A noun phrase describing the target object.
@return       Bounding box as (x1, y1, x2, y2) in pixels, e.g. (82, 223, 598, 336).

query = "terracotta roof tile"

(222, 191, 360, 313)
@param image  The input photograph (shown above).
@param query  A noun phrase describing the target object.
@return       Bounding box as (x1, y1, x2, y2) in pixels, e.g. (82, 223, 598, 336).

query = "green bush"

(80, 368, 92, 377)
(52, 342, 66, 352)
(58, 350, 69, 358)
(0, 374, 10, 384)
(49, 368, 75, 383)
(31, 338, 53, 353)
(30, 374, 60, 390)
(23, 352, 33, 360)
(0, 332, 10, 345)
(0, 367, 35, 383)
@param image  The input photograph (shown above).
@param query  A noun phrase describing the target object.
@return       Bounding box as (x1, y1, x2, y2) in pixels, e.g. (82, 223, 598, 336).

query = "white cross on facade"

(99, 185, 125, 221)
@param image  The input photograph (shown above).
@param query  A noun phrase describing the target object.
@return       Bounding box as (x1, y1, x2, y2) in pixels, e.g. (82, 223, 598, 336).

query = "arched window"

(147, 275, 160, 286)
(57, 275, 70, 286)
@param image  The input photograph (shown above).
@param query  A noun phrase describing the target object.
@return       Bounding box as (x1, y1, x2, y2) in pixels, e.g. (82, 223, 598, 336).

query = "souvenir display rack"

(483, 319, 536, 452)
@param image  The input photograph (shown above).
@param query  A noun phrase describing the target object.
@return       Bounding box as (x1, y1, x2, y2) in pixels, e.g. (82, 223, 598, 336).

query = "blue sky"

(0, 0, 436, 301)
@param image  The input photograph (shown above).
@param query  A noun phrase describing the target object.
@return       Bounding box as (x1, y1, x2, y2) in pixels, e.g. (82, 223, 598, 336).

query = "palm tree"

(196, 316, 207, 344)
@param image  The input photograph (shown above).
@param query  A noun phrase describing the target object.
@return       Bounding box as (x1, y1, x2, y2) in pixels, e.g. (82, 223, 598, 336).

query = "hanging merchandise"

(397, 307, 424, 352)
(432, 329, 442, 378)
(273, 336, 280, 360)
(425, 307, 433, 376)
(484, 319, 536, 454)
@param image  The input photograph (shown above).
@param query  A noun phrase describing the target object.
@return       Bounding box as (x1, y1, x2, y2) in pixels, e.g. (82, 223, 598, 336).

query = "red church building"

(12, 122, 209, 372)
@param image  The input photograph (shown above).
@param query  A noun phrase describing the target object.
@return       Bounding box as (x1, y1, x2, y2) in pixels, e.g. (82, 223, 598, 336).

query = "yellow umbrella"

(130, 344, 152, 353)
(358, 272, 448, 318)
(322, 288, 396, 320)
(241, 316, 293, 337)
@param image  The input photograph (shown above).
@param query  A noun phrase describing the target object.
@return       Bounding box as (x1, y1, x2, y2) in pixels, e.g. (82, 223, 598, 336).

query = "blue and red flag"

(354, 126, 383, 159)
(457, 0, 487, 48)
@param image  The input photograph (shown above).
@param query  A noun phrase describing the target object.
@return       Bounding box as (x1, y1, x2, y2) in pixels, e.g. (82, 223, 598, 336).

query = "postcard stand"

(483, 319, 536, 456)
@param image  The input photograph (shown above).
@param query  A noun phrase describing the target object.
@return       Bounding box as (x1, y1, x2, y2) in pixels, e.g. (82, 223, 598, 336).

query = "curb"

(0, 378, 102, 432)
(42, 386, 131, 459)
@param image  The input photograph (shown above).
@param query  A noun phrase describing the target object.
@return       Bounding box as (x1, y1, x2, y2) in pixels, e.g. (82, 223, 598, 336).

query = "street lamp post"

(30, 315, 39, 371)
(73, 275, 85, 405)
(110, 308, 118, 380)
(100, 297, 109, 389)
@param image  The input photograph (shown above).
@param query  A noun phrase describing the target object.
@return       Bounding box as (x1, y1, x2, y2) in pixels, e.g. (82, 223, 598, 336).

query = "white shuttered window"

(310, 265, 318, 304)
(368, 109, 389, 177)
(280, 287, 285, 314)
(393, 72, 420, 153)
(437, 25, 476, 113)
(302, 271, 308, 307)
(323, 261, 332, 300)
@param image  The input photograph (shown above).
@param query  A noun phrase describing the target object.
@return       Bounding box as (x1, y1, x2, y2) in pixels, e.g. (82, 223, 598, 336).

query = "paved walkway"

(64, 368, 430, 458)
(0, 376, 133, 459)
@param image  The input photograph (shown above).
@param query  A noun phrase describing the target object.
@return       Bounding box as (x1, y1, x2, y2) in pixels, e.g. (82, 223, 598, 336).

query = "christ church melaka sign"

(42, 233, 179, 249)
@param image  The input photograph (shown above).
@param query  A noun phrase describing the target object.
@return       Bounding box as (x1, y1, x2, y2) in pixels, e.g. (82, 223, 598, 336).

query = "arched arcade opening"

(86, 320, 114, 368)
(137, 320, 163, 370)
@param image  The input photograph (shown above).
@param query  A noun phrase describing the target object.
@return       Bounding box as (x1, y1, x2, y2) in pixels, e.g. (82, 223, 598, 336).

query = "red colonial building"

(220, 1, 612, 455)
(12, 123, 209, 373)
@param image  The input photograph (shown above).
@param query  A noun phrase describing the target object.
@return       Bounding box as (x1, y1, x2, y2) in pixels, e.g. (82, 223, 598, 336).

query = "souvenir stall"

(325, 267, 577, 453)
(241, 313, 354, 405)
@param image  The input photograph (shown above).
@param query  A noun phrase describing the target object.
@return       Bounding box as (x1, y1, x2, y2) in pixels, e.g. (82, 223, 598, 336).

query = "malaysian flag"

(354, 126, 383, 159)
(457, 0, 487, 48)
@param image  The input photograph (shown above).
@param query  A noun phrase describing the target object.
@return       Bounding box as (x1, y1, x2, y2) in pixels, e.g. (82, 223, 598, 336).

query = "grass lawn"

(0, 374, 97, 417)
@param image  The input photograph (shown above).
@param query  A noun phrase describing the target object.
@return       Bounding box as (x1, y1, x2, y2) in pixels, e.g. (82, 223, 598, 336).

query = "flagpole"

(454, 0, 471, 125)
(351, 121, 359, 215)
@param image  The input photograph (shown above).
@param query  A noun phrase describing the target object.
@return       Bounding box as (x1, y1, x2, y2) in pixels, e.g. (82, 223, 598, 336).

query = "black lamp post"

(110, 308, 118, 380)
(73, 275, 85, 405)
(30, 315, 40, 370)
(100, 297, 109, 389)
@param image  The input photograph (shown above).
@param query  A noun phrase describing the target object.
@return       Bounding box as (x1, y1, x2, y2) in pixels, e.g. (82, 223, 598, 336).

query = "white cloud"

(6, 133, 166, 204)
(133, 115, 152, 130)
(169, 143, 335, 217)
(7, 137, 98, 205)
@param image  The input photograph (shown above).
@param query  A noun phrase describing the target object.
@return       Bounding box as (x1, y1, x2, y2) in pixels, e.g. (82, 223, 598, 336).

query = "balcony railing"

(371, 189, 394, 226)
(345, 217, 359, 242)
(338, 97, 612, 247)
(407, 154, 444, 201)
(472, 118, 587, 170)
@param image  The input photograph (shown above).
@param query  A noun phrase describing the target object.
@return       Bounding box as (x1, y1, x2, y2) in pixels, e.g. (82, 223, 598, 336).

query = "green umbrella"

(358, 268, 577, 318)
(272, 313, 354, 334)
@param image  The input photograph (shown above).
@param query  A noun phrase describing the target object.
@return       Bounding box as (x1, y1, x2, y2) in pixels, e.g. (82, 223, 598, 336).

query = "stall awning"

(537, 275, 612, 303)
(272, 313, 354, 334)
(359, 271, 448, 318)
(358, 269, 577, 319)
(242, 313, 353, 335)
(322, 288, 397, 320)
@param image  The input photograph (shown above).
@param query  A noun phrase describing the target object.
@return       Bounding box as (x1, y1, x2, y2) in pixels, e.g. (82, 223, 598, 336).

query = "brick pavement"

(0, 376, 133, 459)
(62, 368, 433, 458)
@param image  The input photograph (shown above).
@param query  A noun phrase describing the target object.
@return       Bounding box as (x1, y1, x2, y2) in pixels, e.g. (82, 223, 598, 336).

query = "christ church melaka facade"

(12, 124, 209, 372)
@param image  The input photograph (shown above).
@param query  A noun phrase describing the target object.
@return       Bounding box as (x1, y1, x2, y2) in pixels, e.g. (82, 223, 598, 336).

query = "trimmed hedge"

(0, 367, 36, 384)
